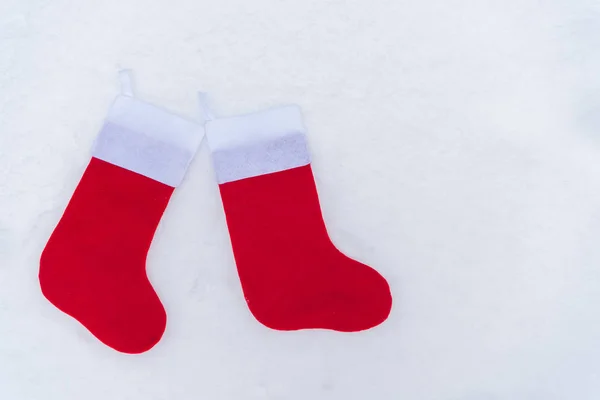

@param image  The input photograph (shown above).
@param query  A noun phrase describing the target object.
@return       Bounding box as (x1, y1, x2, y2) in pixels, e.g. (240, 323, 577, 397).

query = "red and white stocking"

(206, 106, 392, 332)
(39, 73, 204, 353)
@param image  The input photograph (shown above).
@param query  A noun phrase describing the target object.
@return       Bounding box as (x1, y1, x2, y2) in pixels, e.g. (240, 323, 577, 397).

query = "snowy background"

(2, 0, 600, 398)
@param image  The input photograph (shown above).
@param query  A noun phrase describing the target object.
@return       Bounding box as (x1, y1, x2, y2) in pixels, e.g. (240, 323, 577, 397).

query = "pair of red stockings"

(40, 95, 392, 353)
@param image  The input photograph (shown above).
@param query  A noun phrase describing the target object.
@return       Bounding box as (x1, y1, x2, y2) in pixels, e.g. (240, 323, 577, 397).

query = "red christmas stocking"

(40, 78, 203, 353)
(206, 106, 392, 332)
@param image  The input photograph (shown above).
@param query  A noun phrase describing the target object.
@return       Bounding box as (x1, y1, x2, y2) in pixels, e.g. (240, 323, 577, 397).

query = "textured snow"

(2, 0, 600, 399)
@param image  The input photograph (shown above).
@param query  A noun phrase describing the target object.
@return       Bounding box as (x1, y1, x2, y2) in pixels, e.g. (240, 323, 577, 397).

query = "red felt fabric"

(219, 164, 392, 331)
(40, 157, 172, 354)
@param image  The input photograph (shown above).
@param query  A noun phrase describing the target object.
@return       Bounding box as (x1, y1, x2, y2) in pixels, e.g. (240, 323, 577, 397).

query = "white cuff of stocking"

(206, 105, 311, 184)
(92, 95, 204, 187)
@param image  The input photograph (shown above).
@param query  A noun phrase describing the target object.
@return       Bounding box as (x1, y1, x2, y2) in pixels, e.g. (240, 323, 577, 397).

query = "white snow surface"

(2, 0, 600, 399)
